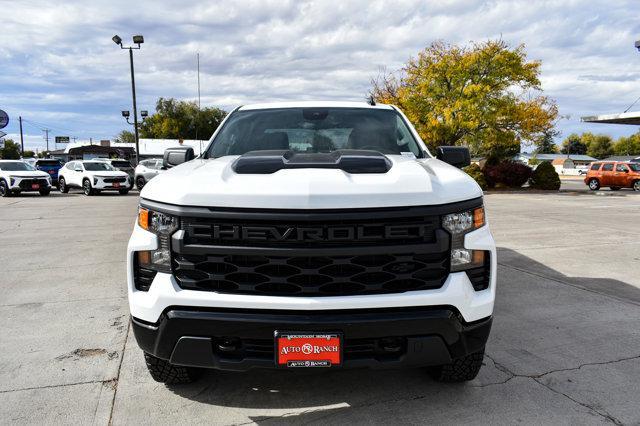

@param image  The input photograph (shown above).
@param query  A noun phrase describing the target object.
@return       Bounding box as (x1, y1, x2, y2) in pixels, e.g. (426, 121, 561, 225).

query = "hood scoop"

(232, 150, 393, 174)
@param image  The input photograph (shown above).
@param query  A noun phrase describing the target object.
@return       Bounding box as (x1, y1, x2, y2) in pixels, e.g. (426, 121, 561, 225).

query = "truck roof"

(239, 101, 394, 111)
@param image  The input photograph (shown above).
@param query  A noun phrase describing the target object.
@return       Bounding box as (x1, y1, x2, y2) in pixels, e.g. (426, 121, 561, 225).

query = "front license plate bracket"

(275, 332, 343, 368)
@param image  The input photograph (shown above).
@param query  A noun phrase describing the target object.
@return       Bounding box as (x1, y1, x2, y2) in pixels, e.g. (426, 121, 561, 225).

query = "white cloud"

(1, 0, 640, 152)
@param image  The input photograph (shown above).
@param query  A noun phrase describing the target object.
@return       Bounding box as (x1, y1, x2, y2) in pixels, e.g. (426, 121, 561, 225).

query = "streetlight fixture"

(113, 34, 145, 163)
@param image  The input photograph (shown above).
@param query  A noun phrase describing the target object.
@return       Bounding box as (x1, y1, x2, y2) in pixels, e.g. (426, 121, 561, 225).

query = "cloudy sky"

(2, 0, 640, 152)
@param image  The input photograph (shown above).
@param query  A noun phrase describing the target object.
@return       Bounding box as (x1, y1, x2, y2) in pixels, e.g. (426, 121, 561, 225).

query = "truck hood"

(141, 155, 482, 209)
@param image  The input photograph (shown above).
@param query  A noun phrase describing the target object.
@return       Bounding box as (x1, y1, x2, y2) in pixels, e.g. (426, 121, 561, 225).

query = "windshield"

(84, 162, 115, 171)
(111, 161, 132, 168)
(207, 108, 424, 158)
(629, 163, 640, 172)
(0, 161, 35, 171)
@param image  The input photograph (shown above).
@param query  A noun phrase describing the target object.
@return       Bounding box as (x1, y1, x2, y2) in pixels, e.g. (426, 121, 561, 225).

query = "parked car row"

(584, 161, 640, 191)
(0, 157, 165, 197)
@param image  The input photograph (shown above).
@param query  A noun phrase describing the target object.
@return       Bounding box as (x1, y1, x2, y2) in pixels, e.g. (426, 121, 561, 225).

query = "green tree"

(23, 150, 35, 158)
(586, 135, 613, 159)
(560, 133, 588, 155)
(613, 134, 640, 156)
(0, 139, 21, 159)
(534, 130, 559, 154)
(139, 98, 227, 140)
(114, 130, 135, 144)
(370, 40, 558, 159)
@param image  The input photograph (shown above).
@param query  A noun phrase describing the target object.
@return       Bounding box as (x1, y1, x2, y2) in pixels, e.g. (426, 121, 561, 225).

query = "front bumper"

(8, 177, 51, 192)
(93, 177, 130, 190)
(132, 307, 492, 371)
(127, 221, 497, 324)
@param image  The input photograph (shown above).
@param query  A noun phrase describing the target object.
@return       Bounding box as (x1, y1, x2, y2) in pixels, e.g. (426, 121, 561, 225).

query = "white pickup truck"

(127, 101, 496, 384)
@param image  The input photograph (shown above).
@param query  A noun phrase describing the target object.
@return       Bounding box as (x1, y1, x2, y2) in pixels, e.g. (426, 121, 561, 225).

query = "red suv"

(585, 161, 640, 191)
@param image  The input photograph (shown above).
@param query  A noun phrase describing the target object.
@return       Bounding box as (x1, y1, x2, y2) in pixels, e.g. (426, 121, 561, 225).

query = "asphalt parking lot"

(1, 188, 639, 425)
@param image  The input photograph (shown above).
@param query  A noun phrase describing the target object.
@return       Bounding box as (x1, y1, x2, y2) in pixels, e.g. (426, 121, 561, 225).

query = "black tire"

(588, 178, 600, 191)
(59, 177, 69, 193)
(83, 179, 94, 196)
(119, 189, 129, 195)
(610, 187, 621, 191)
(633, 181, 640, 192)
(143, 353, 203, 384)
(0, 180, 11, 197)
(428, 349, 485, 382)
(136, 176, 146, 190)
(39, 189, 51, 196)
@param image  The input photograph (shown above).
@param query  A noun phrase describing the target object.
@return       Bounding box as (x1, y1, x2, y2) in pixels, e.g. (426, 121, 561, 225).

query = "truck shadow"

(166, 247, 640, 423)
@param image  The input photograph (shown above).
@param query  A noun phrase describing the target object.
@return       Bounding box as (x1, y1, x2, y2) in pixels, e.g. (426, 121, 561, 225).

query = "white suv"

(134, 158, 164, 190)
(127, 101, 496, 384)
(58, 160, 130, 195)
(0, 160, 52, 197)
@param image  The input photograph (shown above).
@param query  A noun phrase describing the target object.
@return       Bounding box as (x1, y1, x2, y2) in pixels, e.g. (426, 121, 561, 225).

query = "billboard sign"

(55, 136, 70, 143)
(0, 110, 8, 129)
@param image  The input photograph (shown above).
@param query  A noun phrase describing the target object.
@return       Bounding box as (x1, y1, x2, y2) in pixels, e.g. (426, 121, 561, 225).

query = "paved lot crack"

(108, 317, 131, 426)
(532, 378, 623, 425)
(482, 354, 635, 424)
(0, 379, 114, 394)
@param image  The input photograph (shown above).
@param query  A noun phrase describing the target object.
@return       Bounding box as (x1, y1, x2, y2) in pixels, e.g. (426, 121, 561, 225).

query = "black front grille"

(173, 250, 449, 296)
(181, 215, 439, 248)
(18, 178, 48, 189)
(171, 208, 452, 297)
(104, 177, 126, 183)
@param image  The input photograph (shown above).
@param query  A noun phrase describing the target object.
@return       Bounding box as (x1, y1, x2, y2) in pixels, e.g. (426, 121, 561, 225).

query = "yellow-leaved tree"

(371, 40, 558, 159)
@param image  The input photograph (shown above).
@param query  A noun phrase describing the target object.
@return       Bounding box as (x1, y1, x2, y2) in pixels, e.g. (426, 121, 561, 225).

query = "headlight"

(138, 207, 178, 235)
(136, 207, 178, 273)
(93, 177, 98, 185)
(443, 206, 487, 272)
(9, 176, 16, 185)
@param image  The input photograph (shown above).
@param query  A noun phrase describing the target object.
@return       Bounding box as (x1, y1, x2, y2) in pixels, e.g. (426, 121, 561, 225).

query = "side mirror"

(163, 147, 195, 169)
(435, 146, 470, 168)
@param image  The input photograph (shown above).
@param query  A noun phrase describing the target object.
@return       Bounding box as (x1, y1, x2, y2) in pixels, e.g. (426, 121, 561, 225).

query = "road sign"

(0, 139, 4, 149)
(0, 110, 8, 129)
(55, 136, 70, 143)
(0, 130, 6, 139)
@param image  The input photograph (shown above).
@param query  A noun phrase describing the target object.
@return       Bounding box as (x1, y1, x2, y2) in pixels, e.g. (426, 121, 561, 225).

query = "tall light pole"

(113, 34, 144, 163)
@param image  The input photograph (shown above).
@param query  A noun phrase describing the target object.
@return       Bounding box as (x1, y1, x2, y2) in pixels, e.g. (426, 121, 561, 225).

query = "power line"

(623, 94, 640, 113)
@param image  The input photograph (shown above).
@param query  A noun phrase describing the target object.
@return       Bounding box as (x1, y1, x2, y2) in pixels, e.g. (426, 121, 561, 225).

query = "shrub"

(463, 164, 488, 190)
(529, 161, 561, 190)
(483, 160, 532, 188)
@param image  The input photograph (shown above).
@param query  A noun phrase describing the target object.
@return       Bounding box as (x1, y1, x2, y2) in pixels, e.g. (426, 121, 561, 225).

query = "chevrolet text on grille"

(196, 224, 430, 242)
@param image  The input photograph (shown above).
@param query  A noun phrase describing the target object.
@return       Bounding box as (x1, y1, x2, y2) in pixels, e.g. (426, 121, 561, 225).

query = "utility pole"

(19, 116, 24, 154)
(197, 52, 201, 109)
(44, 129, 50, 152)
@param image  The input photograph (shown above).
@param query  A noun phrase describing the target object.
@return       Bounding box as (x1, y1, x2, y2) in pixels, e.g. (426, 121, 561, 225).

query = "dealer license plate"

(31, 184, 40, 190)
(113, 182, 120, 188)
(275, 332, 342, 368)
